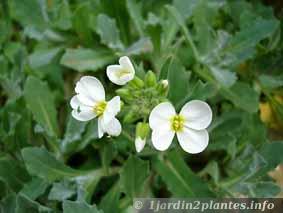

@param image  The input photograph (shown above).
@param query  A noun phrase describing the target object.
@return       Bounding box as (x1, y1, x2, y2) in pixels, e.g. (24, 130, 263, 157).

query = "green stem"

(122, 130, 134, 142)
(182, 27, 200, 62)
(218, 174, 243, 189)
(168, 6, 200, 62)
(45, 136, 61, 159)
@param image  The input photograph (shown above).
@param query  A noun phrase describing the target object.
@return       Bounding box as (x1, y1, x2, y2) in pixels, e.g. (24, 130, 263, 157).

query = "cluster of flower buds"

(116, 72, 168, 124)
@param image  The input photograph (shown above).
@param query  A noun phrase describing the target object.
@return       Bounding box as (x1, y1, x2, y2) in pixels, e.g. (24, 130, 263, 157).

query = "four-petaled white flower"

(70, 76, 122, 138)
(149, 100, 212, 154)
(106, 56, 135, 85)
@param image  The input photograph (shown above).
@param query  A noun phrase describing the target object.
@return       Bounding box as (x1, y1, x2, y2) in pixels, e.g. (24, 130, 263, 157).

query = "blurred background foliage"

(0, 0, 283, 212)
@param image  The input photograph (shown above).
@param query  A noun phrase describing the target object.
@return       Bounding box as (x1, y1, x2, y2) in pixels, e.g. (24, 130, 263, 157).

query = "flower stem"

(122, 130, 134, 142)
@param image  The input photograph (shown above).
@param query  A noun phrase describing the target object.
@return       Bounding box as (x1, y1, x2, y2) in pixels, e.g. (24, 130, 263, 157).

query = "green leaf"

(77, 120, 99, 152)
(167, 4, 235, 89)
(61, 116, 87, 154)
(158, 57, 172, 80)
(166, 5, 199, 61)
(0, 19, 12, 45)
(186, 81, 217, 101)
(21, 146, 104, 203)
(199, 161, 220, 184)
(198, 31, 237, 88)
(96, 14, 124, 50)
(120, 155, 149, 198)
(258, 74, 283, 90)
(29, 47, 62, 69)
(226, 18, 279, 65)
(167, 60, 190, 107)
(21, 147, 81, 181)
(153, 151, 214, 197)
(60, 48, 115, 72)
(209, 66, 237, 88)
(238, 181, 280, 198)
(76, 170, 103, 203)
(173, 0, 198, 19)
(101, 142, 116, 173)
(50, 0, 72, 30)
(72, 2, 94, 45)
(48, 181, 76, 201)
(175, 80, 217, 110)
(8, 0, 47, 29)
(0, 193, 17, 213)
(192, 0, 221, 55)
(221, 82, 259, 113)
(0, 193, 53, 213)
(99, 184, 120, 213)
(0, 155, 30, 192)
(260, 141, 283, 171)
(16, 194, 52, 213)
(63, 200, 102, 213)
(4, 42, 25, 65)
(126, 0, 144, 36)
(24, 76, 58, 137)
(124, 37, 153, 55)
(20, 178, 49, 200)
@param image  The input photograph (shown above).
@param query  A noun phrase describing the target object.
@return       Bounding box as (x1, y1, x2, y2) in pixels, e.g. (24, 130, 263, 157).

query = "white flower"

(106, 56, 135, 85)
(70, 76, 122, 138)
(149, 100, 212, 154)
(135, 137, 146, 153)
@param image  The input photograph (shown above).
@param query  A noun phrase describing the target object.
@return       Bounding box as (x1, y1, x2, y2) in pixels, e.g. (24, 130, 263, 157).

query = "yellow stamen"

(93, 101, 107, 117)
(116, 69, 131, 78)
(170, 115, 185, 132)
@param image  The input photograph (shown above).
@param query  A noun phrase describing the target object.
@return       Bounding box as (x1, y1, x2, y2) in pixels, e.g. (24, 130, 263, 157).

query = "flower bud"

(129, 76, 144, 89)
(161, 80, 168, 88)
(135, 122, 150, 152)
(116, 88, 131, 99)
(123, 110, 138, 123)
(145, 71, 157, 87)
(135, 137, 146, 153)
(157, 79, 169, 95)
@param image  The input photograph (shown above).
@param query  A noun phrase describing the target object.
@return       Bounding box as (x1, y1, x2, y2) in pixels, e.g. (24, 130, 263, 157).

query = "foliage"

(0, 0, 283, 212)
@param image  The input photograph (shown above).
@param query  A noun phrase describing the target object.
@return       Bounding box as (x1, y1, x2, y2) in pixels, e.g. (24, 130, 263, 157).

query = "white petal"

(75, 76, 105, 103)
(149, 102, 176, 131)
(98, 117, 104, 138)
(106, 65, 122, 85)
(70, 95, 80, 109)
(135, 137, 146, 153)
(116, 73, 135, 85)
(177, 128, 209, 154)
(180, 100, 212, 130)
(101, 96, 121, 126)
(104, 118, 122, 137)
(151, 129, 175, 151)
(106, 64, 134, 85)
(76, 92, 95, 106)
(119, 56, 135, 73)
(71, 109, 96, 122)
(103, 96, 121, 124)
(70, 95, 93, 112)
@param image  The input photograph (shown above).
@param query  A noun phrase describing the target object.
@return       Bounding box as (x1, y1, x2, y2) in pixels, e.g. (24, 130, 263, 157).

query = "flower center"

(116, 68, 131, 78)
(171, 115, 185, 132)
(93, 101, 107, 117)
